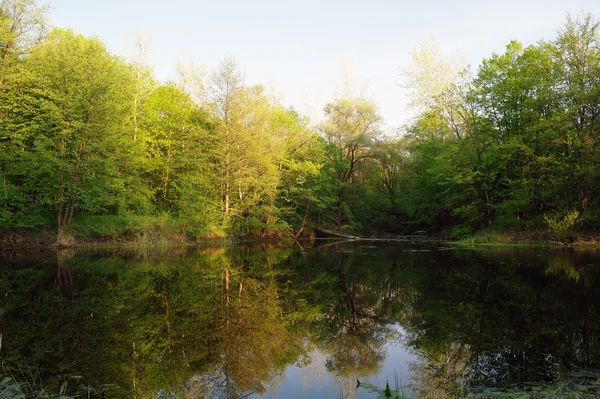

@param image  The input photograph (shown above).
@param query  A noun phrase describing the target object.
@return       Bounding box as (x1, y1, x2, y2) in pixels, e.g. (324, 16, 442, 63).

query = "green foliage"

(3, 6, 600, 242)
(544, 210, 580, 234)
(0, 377, 24, 399)
(390, 12, 600, 239)
(319, 96, 382, 227)
(0, 375, 76, 399)
(69, 215, 130, 239)
(385, 379, 392, 396)
(0, 27, 138, 236)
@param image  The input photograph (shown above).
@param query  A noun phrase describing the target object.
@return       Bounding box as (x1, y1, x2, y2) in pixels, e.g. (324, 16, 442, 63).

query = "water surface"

(1, 242, 600, 398)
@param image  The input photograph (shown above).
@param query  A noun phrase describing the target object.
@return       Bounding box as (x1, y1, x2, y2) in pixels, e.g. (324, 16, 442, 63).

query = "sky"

(49, 0, 600, 131)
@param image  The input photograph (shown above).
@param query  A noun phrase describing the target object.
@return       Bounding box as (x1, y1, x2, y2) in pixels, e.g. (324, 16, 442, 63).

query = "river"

(1, 241, 599, 398)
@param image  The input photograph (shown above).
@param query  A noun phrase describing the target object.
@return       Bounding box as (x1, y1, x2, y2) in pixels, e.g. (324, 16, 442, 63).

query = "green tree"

(553, 13, 600, 217)
(141, 84, 210, 213)
(210, 58, 290, 235)
(319, 97, 382, 227)
(277, 108, 331, 236)
(361, 138, 412, 231)
(0, 0, 48, 88)
(4, 29, 135, 238)
(401, 36, 472, 140)
(0, 0, 48, 229)
(210, 57, 243, 220)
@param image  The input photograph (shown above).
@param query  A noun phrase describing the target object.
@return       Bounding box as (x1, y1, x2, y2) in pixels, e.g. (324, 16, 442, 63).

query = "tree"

(176, 58, 206, 106)
(366, 138, 412, 228)
(140, 82, 219, 228)
(124, 33, 155, 142)
(0, 0, 48, 88)
(470, 40, 560, 223)
(318, 97, 382, 226)
(553, 13, 600, 215)
(210, 58, 290, 235)
(210, 57, 244, 220)
(401, 37, 472, 140)
(0, 0, 49, 229)
(277, 108, 330, 236)
(5, 29, 134, 238)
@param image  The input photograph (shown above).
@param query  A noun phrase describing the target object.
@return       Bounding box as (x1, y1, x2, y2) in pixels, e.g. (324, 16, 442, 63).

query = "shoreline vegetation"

(2, 3, 600, 250)
(1, 217, 599, 249)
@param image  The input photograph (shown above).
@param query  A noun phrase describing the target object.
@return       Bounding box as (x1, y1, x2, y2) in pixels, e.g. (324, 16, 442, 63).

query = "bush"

(69, 215, 129, 239)
(543, 210, 580, 235)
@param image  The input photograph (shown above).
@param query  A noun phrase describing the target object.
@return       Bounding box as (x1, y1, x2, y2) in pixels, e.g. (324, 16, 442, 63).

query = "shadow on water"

(1, 243, 600, 398)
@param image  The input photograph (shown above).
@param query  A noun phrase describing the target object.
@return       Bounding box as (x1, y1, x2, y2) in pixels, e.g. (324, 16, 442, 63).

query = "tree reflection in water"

(1, 244, 600, 398)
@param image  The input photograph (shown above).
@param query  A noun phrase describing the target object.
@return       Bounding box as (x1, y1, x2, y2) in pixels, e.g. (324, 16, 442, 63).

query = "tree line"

(1, 0, 599, 241)
(397, 14, 600, 238)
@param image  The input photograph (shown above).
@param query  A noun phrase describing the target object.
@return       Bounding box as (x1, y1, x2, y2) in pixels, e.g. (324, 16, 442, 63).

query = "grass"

(0, 362, 103, 399)
(9, 213, 600, 249)
(0, 373, 78, 399)
(450, 228, 600, 248)
(2, 213, 300, 248)
(393, 371, 409, 399)
(360, 371, 411, 399)
(1, 212, 311, 249)
(452, 230, 549, 247)
(0, 214, 232, 248)
(0, 376, 29, 399)
(464, 368, 600, 398)
(467, 380, 600, 398)
(69, 214, 190, 245)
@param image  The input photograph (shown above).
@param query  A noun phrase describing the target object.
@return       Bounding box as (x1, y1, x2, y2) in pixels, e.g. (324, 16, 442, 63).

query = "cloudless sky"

(49, 0, 600, 131)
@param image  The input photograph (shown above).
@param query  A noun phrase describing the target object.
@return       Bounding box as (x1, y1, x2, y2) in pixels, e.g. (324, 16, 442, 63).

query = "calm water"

(1, 242, 600, 398)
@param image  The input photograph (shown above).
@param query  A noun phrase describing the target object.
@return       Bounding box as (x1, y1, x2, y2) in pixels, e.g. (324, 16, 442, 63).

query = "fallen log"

(312, 226, 360, 239)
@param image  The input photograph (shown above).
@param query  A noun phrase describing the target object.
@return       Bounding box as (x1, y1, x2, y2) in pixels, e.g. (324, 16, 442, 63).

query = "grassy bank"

(0, 213, 305, 248)
(4, 213, 600, 249)
(453, 228, 600, 248)
(0, 214, 229, 248)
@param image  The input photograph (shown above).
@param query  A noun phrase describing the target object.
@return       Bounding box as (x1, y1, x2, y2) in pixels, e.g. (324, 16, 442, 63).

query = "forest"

(1, 0, 600, 244)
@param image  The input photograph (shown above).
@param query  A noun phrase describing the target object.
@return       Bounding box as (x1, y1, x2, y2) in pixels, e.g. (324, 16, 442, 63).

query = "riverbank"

(3, 228, 600, 249)
(0, 214, 298, 248)
(2, 214, 600, 249)
(453, 228, 600, 248)
(0, 215, 222, 248)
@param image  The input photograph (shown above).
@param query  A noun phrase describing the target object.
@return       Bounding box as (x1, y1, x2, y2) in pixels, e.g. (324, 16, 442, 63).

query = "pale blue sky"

(49, 0, 600, 130)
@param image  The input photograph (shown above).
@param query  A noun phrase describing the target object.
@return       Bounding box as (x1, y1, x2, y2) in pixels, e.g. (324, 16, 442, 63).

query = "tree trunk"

(225, 152, 230, 217)
(313, 226, 359, 239)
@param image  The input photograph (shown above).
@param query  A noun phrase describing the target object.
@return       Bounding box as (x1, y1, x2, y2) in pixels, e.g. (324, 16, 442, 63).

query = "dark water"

(1, 242, 600, 398)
